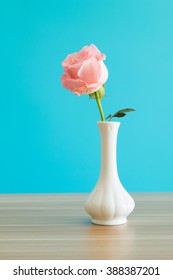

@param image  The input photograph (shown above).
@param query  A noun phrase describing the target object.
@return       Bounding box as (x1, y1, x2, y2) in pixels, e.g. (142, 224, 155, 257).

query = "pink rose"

(61, 44, 108, 96)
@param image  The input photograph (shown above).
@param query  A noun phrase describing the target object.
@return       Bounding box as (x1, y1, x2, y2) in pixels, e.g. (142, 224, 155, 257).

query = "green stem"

(95, 91, 105, 121)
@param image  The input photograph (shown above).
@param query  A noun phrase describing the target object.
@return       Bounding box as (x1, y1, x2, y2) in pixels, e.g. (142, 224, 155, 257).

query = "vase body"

(85, 122, 135, 225)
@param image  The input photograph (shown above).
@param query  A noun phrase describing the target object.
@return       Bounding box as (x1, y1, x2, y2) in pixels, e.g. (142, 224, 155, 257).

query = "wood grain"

(0, 193, 172, 260)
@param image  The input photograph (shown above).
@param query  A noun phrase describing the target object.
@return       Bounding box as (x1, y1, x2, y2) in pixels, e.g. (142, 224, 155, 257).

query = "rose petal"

(62, 49, 88, 68)
(62, 44, 106, 69)
(72, 82, 103, 95)
(98, 60, 108, 84)
(63, 61, 82, 79)
(61, 74, 87, 95)
(88, 44, 106, 60)
(86, 82, 103, 93)
(78, 57, 101, 84)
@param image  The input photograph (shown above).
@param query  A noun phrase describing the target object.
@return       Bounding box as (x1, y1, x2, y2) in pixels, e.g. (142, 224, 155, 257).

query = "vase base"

(91, 218, 127, 226)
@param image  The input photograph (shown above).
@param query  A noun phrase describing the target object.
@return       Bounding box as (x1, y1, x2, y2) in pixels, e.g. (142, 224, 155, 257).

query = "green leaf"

(106, 108, 135, 121)
(117, 108, 136, 113)
(105, 114, 112, 120)
(113, 112, 127, 118)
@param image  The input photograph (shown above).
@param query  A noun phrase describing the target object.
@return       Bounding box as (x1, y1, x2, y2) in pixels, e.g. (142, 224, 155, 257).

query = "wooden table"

(0, 193, 172, 260)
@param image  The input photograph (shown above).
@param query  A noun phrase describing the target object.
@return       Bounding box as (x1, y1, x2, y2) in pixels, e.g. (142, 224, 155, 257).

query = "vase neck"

(98, 122, 120, 179)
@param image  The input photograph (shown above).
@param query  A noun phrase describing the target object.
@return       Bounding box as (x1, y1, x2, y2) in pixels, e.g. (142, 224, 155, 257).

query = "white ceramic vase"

(85, 121, 135, 226)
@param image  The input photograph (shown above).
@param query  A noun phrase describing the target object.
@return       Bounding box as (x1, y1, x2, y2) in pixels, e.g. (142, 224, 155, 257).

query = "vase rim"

(97, 121, 120, 124)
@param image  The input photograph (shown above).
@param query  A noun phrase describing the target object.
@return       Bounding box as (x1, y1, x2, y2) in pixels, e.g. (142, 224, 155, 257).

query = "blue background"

(0, 0, 173, 194)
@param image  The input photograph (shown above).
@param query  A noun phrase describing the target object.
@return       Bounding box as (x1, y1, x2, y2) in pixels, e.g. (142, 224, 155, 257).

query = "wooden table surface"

(0, 193, 172, 260)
